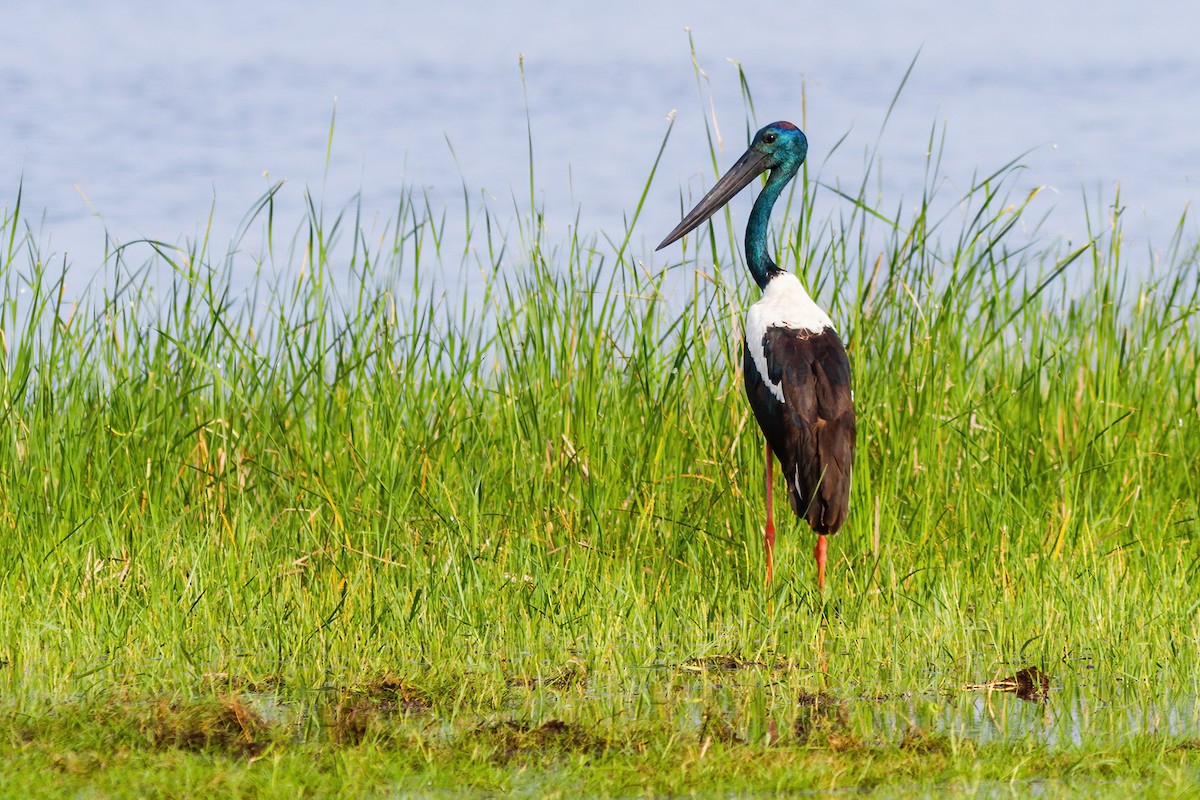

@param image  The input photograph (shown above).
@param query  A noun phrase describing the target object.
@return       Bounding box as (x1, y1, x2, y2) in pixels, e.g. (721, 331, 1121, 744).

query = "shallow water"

(683, 685, 1200, 751)
(812, 681, 1200, 748)
(634, 657, 1200, 748)
(230, 668, 1200, 752)
(3, 1, 1200, 295)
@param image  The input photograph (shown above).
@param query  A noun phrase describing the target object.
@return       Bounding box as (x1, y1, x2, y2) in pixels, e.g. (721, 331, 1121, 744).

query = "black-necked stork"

(657, 121, 855, 590)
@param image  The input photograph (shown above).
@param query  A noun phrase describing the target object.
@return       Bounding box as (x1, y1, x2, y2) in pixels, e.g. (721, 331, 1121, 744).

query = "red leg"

(764, 441, 775, 586)
(815, 534, 827, 591)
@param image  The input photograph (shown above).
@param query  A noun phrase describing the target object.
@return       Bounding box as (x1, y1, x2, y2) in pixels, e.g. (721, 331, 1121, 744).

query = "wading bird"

(657, 121, 855, 590)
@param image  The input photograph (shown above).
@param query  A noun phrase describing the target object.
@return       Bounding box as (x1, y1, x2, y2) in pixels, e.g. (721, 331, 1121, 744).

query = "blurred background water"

(2, 0, 1198, 292)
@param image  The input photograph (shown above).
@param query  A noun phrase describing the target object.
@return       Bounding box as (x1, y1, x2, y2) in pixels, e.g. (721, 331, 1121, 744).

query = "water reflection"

(674, 665, 1200, 747)
(858, 681, 1200, 747)
(228, 662, 1200, 757)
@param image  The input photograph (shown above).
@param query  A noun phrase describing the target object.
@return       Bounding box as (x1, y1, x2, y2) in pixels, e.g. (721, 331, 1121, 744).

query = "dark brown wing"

(743, 326, 856, 535)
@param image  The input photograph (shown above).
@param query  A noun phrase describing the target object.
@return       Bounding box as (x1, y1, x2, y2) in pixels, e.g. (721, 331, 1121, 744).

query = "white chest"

(744, 274, 835, 403)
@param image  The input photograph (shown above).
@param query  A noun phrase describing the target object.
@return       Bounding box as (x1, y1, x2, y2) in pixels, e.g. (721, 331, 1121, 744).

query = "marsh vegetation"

(2, 91, 1199, 796)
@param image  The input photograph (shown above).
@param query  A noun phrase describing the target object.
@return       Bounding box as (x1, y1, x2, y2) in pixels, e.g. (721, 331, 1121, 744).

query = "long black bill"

(656, 148, 773, 251)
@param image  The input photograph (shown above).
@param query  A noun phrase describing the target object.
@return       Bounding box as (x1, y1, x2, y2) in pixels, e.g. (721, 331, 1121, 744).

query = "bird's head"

(748, 121, 808, 178)
(657, 120, 808, 251)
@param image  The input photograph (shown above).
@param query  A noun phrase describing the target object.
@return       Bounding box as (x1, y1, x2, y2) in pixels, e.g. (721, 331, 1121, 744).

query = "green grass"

(2, 90, 1200, 795)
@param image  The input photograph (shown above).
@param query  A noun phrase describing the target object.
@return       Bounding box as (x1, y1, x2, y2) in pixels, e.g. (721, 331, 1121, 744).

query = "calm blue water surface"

(3, 1, 1199, 293)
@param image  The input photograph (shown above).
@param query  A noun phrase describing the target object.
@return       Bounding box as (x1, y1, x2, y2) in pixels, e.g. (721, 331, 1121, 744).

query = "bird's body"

(658, 121, 855, 589)
(743, 274, 855, 534)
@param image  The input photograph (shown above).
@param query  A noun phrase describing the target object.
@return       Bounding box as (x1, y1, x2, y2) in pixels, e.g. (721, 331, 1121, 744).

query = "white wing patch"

(744, 273, 835, 404)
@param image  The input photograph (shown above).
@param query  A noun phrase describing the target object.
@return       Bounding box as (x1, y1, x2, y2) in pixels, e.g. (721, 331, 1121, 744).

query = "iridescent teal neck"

(744, 167, 790, 290)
